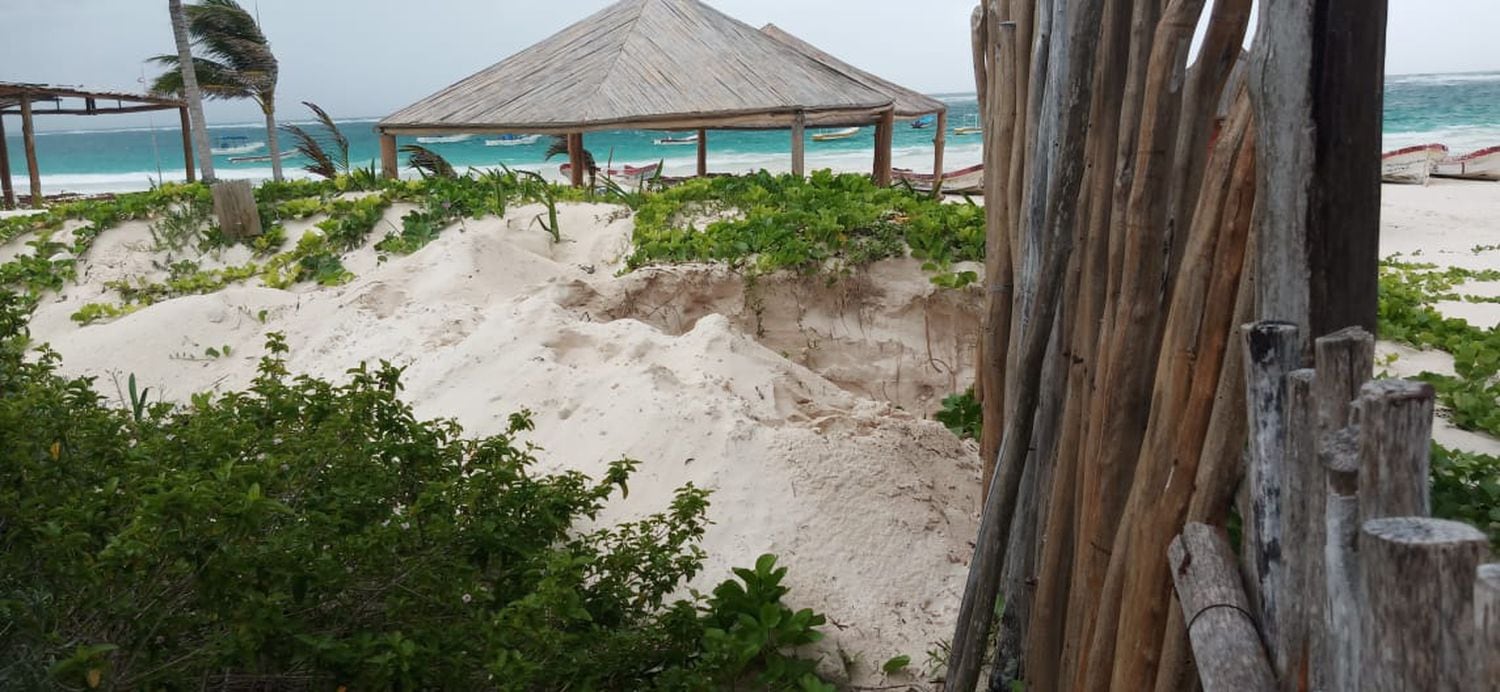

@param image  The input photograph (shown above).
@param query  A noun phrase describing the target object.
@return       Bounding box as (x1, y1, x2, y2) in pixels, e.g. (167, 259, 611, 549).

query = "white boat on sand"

(1382, 143, 1448, 184)
(1434, 146, 1500, 181)
(416, 134, 473, 144)
(811, 127, 860, 142)
(892, 163, 984, 193)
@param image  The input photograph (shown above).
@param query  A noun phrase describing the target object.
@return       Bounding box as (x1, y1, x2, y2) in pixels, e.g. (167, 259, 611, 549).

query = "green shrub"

(0, 292, 829, 690)
(936, 388, 982, 440)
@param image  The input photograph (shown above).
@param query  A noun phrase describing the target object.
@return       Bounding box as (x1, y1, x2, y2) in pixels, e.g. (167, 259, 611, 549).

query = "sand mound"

(18, 200, 982, 685)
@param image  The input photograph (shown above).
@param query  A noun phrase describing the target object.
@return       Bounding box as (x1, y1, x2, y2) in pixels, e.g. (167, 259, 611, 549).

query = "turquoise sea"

(6, 72, 1499, 196)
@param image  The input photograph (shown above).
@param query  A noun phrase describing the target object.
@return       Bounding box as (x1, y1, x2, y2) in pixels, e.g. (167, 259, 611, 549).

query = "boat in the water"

(911, 114, 937, 129)
(1434, 146, 1500, 181)
(415, 134, 473, 144)
(892, 163, 984, 194)
(485, 134, 541, 147)
(211, 136, 265, 156)
(559, 162, 662, 180)
(811, 127, 861, 142)
(1381, 144, 1449, 184)
(228, 150, 298, 164)
(654, 133, 699, 145)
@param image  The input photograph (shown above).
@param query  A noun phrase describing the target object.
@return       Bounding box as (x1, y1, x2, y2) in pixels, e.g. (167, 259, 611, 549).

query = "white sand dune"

(16, 201, 983, 685)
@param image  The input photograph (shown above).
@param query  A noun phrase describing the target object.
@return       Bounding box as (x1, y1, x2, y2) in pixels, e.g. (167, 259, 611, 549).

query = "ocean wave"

(1388, 72, 1500, 86)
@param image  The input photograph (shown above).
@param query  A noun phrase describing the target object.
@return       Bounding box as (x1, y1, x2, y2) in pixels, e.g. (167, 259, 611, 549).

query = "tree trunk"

(169, 0, 215, 182)
(264, 103, 283, 182)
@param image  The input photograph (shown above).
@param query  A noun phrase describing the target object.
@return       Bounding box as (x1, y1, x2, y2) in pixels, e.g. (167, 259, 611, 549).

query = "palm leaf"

(400, 145, 456, 179)
(543, 135, 596, 170)
(148, 54, 253, 100)
(280, 123, 337, 179)
(303, 101, 348, 170)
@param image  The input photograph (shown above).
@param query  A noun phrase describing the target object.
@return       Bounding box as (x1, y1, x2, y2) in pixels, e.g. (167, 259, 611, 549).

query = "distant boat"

(228, 150, 298, 164)
(211, 135, 265, 156)
(655, 133, 699, 145)
(1382, 144, 1448, 184)
(485, 134, 541, 147)
(811, 127, 861, 142)
(1434, 146, 1500, 181)
(415, 134, 473, 144)
(911, 114, 937, 129)
(953, 126, 983, 136)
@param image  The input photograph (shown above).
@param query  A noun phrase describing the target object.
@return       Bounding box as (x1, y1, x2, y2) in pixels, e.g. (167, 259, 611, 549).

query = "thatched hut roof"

(378, 0, 897, 136)
(759, 23, 946, 121)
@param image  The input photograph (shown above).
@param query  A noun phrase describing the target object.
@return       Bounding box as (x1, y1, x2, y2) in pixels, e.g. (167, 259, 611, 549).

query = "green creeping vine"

(626, 170, 984, 281)
(1378, 258, 1500, 545)
(2, 292, 833, 690)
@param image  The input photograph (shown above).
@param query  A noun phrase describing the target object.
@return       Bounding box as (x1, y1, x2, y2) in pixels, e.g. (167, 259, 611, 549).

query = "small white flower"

(401, 521, 411, 530)
(462, 593, 472, 603)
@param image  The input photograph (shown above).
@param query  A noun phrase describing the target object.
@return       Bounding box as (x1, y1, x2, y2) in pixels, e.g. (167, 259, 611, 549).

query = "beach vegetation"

(149, 0, 285, 182)
(147, 194, 216, 253)
(936, 387, 982, 440)
(1, 293, 833, 689)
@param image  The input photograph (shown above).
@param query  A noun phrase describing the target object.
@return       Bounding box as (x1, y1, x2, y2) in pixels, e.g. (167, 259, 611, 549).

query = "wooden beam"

(379, 133, 398, 180)
(697, 128, 708, 177)
(791, 111, 805, 178)
(178, 107, 195, 184)
(20, 96, 40, 208)
(0, 104, 184, 116)
(1359, 518, 1488, 691)
(1307, 0, 1387, 339)
(567, 132, 585, 187)
(0, 115, 13, 210)
(873, 108, 894, 186)
(932, 110, 947, 197)
(1169, 523, 1277, 692)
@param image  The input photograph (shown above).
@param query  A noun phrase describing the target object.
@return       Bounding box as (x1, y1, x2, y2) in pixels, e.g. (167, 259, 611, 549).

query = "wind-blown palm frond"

(401, 145, 456, 179)
(279, 101, 350, 180)
(544, 135, 596, 171)
(148, 55, 252, 100)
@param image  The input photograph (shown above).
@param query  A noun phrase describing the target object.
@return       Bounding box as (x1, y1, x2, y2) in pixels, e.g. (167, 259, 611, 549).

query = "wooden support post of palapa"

(873, 108, 894, 187)
(0, 114, 13, 210)
(1241, 321, 1300, 651)
(1312, 327, 1374, 692)
(696, 129, 708, 178)
(790, 111, 805, 178)
(931, 110, 947, 197)
(379, 132, 398, 180)
(211, 180, 262, 240)
(1358, 517, 1489, 692)
(21, 96, 41, 208)
(1279, 368, 1317, 688)
(567, 133, 585, 188)
(1169, 522, 1277, 692)
(1355, 378, 1434, 519)
(1475, 564, 1500, 691)
(178, 106, 196, 184)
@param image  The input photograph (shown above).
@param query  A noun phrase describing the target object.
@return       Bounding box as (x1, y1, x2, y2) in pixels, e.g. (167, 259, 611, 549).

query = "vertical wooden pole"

(1475, 564, 1500, 692)
(790, 112, 805, 178)
(1307, 0, 1387, 338)
(20, 96, 41, 208)
(1358, 517, 1489, 692)
(1279, 368, 1317, 688)
(178, 106, 196, 184)
(873, 108, 894, 187)
(0, 114, 14, 210)
(932, 110, 947, 197)
(1355, 379, 1435, 520)
(1241, 321, 1301, 652)
(696, 129, 708, 178)
(379, 132, 398, 180)
(567, 132, 585, 187)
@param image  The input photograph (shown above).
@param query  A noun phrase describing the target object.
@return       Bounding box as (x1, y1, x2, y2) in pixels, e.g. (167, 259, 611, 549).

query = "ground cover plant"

(0, 291, 833, 690)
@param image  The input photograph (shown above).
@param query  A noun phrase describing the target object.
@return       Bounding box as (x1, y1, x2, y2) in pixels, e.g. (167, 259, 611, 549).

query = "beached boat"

(1434, 146, 1500, 181)
(911, 114, 937, 129)
(1382, 143, 1448, 184)
(953, 126, 982, 136)
(415, 134, 473, 144)
(811, 127, 861, 142)
(485, 134, 541, 147)
(211, 136, 265, 156)
(892, 163, 984, 193)
(228, 150, 297, 164)
(559, 162, 662, 180)
(654, 133, 699, 145)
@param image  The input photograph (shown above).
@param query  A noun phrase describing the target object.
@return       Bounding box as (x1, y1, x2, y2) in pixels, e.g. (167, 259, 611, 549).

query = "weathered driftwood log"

(1355, 379, 1434, 519)
(1170, 522, 1277, 692)
(1476, 564, 1500, 692)
(1311, 327, 1374, 692)
(1241, 321, 1301, 653)
(1358, 517, 1490, 692)
(1277, 369, 1316, 688)
(210, 180, 263, 240)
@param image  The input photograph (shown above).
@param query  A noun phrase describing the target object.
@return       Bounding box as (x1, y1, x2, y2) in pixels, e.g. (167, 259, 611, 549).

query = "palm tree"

(168, 0, 215, 182)
(150, 0, 282, 182)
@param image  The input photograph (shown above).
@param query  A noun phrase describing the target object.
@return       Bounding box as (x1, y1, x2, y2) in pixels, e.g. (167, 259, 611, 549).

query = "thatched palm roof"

(378, 0, 896, 135)
(759, 24, 946, 120)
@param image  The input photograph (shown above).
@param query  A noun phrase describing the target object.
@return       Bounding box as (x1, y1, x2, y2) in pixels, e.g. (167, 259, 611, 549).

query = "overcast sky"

(3, 0, 1498, 131)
